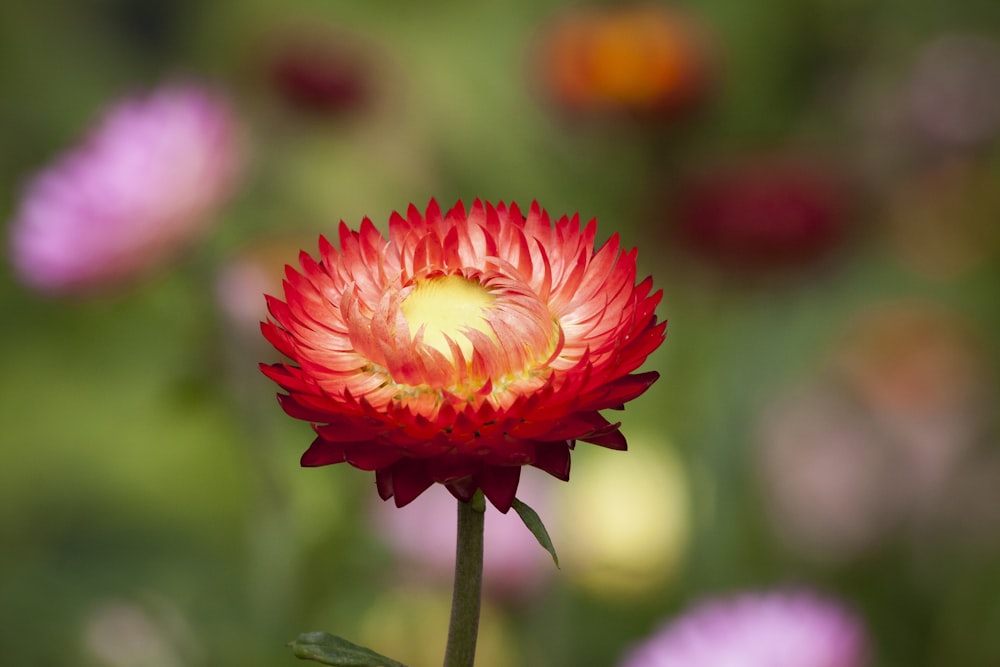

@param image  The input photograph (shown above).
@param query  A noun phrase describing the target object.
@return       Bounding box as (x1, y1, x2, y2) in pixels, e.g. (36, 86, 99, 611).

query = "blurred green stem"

(443, 492, 486, 667)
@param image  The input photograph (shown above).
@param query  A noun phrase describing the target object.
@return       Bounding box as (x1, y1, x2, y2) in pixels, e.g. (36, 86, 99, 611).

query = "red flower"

(260, 200, 665, 511)
(672, 158, 847, 273)
(264, 29, 370, 116)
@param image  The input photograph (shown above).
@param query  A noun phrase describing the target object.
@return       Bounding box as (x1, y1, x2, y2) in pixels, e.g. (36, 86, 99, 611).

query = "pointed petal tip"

(479, 466, 521, 513)
(300, 438, 348, 467)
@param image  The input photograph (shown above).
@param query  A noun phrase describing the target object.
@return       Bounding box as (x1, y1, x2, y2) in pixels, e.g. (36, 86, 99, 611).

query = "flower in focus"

(371, 469, 555, 600)
(260, 199, 665, 511)
(670, 157, 849, 274)
(534, 4, 714, 120)
(619, 590, 870, 667)
(8, 83, 242, 294)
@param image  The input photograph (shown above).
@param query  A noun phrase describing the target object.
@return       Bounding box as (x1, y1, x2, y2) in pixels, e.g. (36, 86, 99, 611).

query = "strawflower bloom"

(9, 82, 241, 293)
(619, 590, 870, 667)
(260, 199, 665, 511)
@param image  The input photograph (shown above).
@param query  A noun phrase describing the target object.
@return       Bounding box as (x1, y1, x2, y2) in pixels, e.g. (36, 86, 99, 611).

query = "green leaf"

(511, 497, 560, 568)
(288, 632, 409, 667)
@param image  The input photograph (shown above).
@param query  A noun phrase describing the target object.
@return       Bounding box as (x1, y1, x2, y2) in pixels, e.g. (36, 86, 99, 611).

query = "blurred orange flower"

(535, 4, 714, 119)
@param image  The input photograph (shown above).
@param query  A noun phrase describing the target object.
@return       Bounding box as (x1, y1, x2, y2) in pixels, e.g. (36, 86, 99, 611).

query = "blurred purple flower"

(9, 83, 242, 294)
(619, 590, 870, 667)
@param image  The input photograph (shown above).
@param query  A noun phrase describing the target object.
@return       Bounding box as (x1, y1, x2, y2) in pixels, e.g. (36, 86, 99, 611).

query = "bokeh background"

(3, 0, 1000, 665)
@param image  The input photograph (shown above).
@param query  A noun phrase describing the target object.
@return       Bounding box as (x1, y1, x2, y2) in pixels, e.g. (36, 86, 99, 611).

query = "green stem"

(442, 492, 486, 667)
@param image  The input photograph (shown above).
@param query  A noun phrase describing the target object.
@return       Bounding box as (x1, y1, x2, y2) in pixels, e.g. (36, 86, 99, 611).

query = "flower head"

(534, 4, 715, 121)
(556, 433, 689, 597)
(619, 590, 870, 667)
(9, 83, 242, 293)
(672, 157, 847, 274)
(260, 199, 664, 511)
(905, 34, 1000, 150)
(263, 26, 371, 116)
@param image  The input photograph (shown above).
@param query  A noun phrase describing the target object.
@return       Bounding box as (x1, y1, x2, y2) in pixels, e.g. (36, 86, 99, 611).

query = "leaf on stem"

(512, 497, 560, 568)
(289, 631, 409, 667)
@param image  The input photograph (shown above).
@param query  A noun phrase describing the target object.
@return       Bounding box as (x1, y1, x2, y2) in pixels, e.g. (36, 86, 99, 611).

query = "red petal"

(344, 443, 404, 471)
(427, 456, 479, 483)
(388, 460, 435, 507)
(313, 415, 384, 442)
(375, 468, 393, 501)
(532, 441, 572, 480)
(300, 438, 348, 466)
(581, 427, 628, 450)
(276, 393, 336, 422)
(260, 319, 297, 358)
(478, 466, 521, 513)
(445, 476, 479, 502)
(582, 371, 660, 410)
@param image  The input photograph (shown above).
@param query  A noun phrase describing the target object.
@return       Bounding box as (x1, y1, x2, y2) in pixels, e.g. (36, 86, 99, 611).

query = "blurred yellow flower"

(555, 430, 689, 597)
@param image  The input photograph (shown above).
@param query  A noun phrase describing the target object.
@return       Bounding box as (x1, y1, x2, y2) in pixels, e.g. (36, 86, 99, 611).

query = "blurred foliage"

(2, 1, 1000, 666)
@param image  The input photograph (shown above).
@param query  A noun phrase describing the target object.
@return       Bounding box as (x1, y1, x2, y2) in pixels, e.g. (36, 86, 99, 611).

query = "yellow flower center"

(401, 275, 495, 359)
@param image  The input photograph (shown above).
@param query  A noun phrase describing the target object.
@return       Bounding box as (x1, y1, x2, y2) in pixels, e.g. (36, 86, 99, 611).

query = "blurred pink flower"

(619, 590, 870, 667)
(215, 236, 314, 335)
(757, 302, 1000, 561)
(905, 34, 1000, 150)
(9, 83, 242, 294)
(757, 386, 895, 562)
(370, 469, 554, 601)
